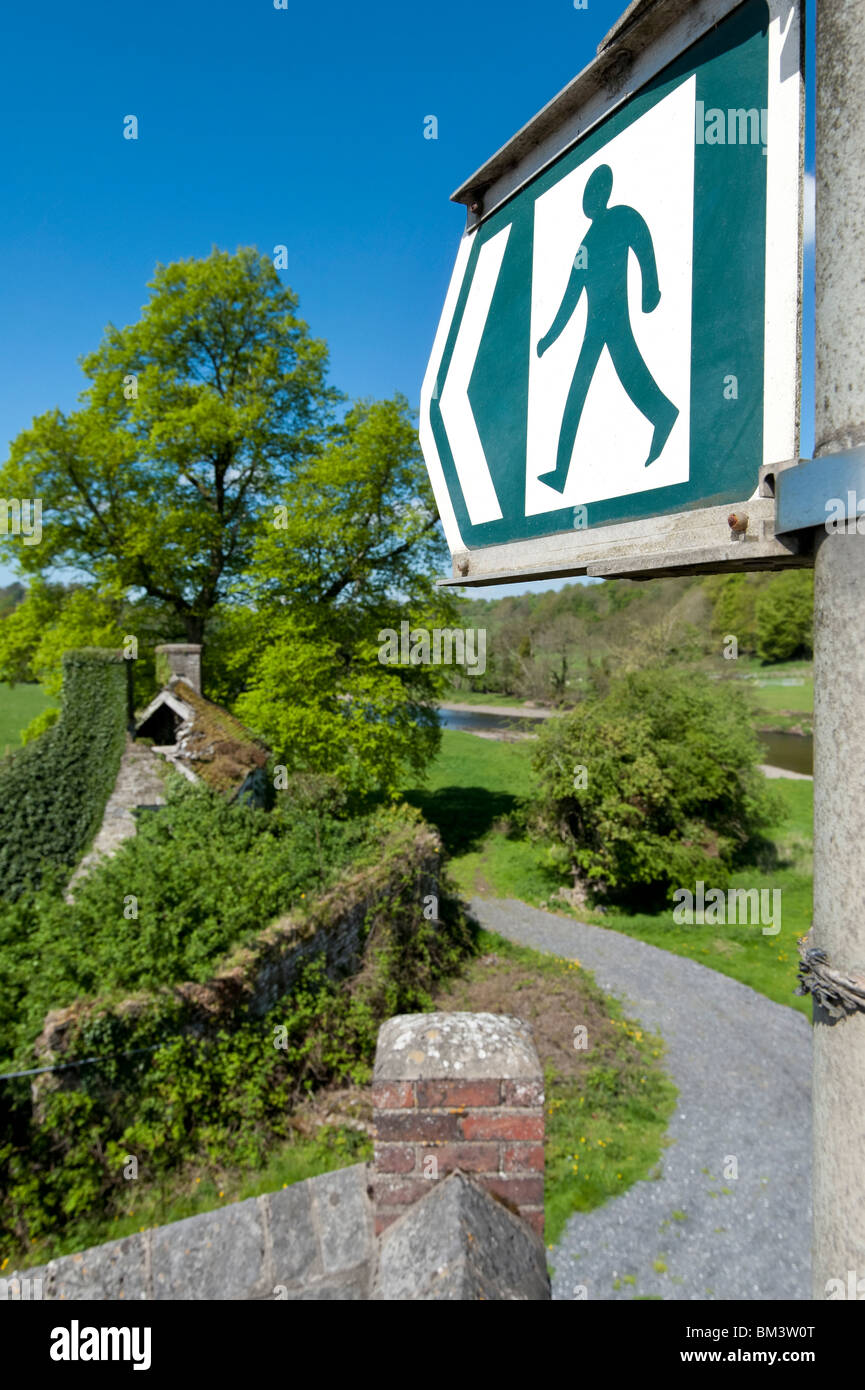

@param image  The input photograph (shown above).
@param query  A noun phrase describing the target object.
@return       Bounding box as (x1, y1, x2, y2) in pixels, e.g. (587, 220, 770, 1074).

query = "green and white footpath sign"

(420, 0, 805, 584)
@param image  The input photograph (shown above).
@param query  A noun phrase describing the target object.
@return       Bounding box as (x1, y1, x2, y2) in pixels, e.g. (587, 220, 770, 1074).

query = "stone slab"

(374, 1012, 542, 1083)
(310, 1164, 374, 1277)
(374, 1171, 551, 1301)
(7, 1234, 148, 1302)
(151, 1200, 267, 1300)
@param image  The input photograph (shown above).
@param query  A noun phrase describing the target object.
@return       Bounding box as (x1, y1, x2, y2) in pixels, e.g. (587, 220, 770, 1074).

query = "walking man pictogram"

(536, 163, 679, 492)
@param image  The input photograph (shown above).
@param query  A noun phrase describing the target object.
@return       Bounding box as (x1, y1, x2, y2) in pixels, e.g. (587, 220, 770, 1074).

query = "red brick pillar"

(372, 1012, 544, 1237)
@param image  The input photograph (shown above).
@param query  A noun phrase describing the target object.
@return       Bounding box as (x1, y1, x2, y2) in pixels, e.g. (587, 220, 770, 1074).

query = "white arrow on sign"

(420, 224, 511, 547)
(439, 224, 510, 527)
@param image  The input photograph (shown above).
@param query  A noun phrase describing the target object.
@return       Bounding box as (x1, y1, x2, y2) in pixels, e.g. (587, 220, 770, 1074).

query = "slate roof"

(135, 677, 269, 797)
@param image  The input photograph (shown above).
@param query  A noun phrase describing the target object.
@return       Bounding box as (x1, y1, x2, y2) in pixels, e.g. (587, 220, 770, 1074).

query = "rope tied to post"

(796, 931, 865, 1018)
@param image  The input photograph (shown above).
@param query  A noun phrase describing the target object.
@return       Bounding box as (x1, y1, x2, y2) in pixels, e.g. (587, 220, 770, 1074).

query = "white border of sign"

(420, 0, 805, 584)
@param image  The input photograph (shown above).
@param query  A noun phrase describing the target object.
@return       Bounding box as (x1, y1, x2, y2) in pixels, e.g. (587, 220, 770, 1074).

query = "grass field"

(440, 689, 536, 708)
(404, 729, 537, 856)
(730, 658, 814, 731)
(0, 682, 55, 753)
(406, 730, 813, 1018)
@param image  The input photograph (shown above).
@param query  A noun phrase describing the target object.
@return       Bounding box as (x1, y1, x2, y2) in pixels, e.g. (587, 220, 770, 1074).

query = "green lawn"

(0, 682, 55, 753)
(407, 731, 813, 1018)
(440, 689, 535, 708)
(404, 728, 537, 856)
(727, 659, 814, 730)
(745, 679, 813, 716)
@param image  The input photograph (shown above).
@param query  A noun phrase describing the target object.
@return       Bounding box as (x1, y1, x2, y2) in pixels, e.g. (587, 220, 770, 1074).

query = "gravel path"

(471, 897, 812, 1301)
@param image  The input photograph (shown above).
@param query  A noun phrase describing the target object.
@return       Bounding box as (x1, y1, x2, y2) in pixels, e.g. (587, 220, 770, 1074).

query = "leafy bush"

(703, 572, 762, 653)
(19, 706, 60, 746)
(0, 648, 129, 898)
(0, 832, 475, 1258)
(528, 667, 779, 910)
(756, 570, 813, 663)
(0, 778, 424, 1065)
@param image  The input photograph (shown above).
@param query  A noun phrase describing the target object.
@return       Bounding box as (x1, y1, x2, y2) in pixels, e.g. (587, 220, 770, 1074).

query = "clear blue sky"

(0, 0, 815, 595)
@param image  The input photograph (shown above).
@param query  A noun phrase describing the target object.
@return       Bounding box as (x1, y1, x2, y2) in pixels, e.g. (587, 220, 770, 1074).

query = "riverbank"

(439, 698, 814, 774)
(438, 700, 555, 719)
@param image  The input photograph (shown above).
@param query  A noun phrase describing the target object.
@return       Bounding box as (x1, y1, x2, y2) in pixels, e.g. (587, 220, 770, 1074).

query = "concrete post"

(811, 0, 865, 1299)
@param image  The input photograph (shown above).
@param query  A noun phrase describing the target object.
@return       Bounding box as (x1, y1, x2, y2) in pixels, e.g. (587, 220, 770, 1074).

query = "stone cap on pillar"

(374, 1012, 542, 1082)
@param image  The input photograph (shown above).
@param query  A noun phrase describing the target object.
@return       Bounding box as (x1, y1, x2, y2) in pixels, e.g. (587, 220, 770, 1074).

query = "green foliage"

(703, 573, 762, 653)
(0, 581, 164, 708)
(0, 251, 453, 796)
(528, 667, 779, 909)
(755, 570, 814, 663)
(19, 705, 60, 745)
(0, 831, 475, 1258)
(0, 681, 55, 752)
(0, 780, 421, 1061)
(0, 649, 129, 899)
(0, 585, 127, 698)
(0, 582, 70, 686)
(235, 397, 454, 796)
(250, 397, 449, 613)
(0, 583, 25, 620)
(449, 576, 715, 703)
(235, 607, 444, 800)
(702, 570, 814, 664)
(0, 248, 335, 643)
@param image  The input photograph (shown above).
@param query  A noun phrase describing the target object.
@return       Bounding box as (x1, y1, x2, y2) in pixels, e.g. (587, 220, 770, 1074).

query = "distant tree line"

(448, 568, 814, 704)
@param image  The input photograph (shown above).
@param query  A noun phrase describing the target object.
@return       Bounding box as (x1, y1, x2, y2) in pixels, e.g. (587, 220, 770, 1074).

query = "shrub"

(528, 667, 779, 910)
(755, 570, 813, 663)
(19, 706, 60, 746)
(0, 648, 129, 899)
(0, 827, 475, 1258)
(703, 572, 762, 653)
(0, 779, 426, 1065)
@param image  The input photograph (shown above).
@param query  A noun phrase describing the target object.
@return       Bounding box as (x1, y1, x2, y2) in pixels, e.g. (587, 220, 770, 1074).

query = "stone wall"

(8, 1166, 375, 1302)
(9, 1013, 550, 1301)
(36, 818, 441, 1071)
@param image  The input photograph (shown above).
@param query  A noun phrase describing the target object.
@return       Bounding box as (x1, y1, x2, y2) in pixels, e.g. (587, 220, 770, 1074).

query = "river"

(437, 706, 813, 775)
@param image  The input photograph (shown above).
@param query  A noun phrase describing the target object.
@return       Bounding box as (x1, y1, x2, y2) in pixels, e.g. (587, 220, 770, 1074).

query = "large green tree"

(233, 396, 456, 796)
(0, 248, 335, 642)
(0, 250, 456, 795)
